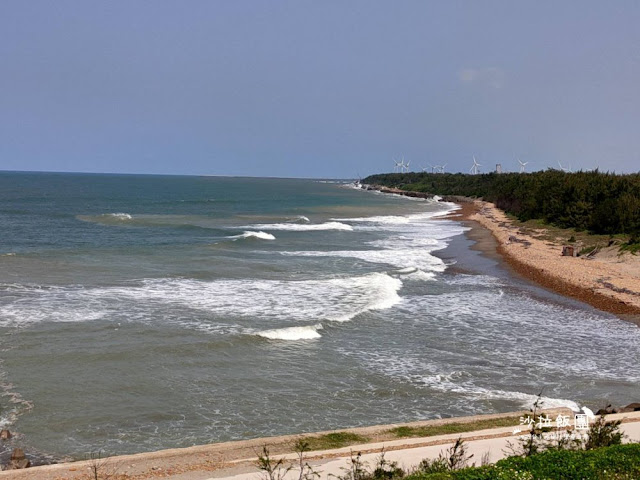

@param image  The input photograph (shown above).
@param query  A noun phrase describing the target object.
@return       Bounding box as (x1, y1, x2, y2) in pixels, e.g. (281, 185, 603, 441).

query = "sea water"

(0, 172, 638, 460)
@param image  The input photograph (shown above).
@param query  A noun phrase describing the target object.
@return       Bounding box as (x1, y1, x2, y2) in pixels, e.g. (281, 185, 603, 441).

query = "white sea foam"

(0, 273, 402, 329)
(403, 269, 436, 281)
(104, 213, 132, 220)
(77, 213, 227, 229)
(281, 248, 446, 274)
(0, 358, 34, 428)
(77, 212, 135, 225)
(429, 208, 457, 218)
(243, 221, 353, 231)
(289, 215, 310, 223)
(333, 210, 456, 225)
(419, 373, 580, 411)
(278, 210, 467, 275)
(228, 231, 276, 241)
(395, 267, 418, 274)
(255, 324, 323, 340)
(334, 215, 412, 224)
(394, 288, 640, 384)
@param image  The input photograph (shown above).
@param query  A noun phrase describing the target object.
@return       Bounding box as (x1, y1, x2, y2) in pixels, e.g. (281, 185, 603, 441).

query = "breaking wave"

(242, 221, 353, 231)
(104, 213, 132, 220)
(281, 248, 446, 274)
(418, 372, 580, 411)
(255, 324, 323, 340)
(0, 273, 402, 329)
(288, 215, 310, 223)
(227, 231, 276, 241)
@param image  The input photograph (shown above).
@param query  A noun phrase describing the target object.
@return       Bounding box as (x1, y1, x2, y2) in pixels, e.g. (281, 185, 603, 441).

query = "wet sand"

(444, 200, 640, 323)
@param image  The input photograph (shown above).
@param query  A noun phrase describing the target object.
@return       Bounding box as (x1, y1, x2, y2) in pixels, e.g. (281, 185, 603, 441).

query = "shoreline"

(6, 409, 640, 479)
(443, 199, 640, 322)
(0, 408, 572, 479)
(362, 183, 640, 320)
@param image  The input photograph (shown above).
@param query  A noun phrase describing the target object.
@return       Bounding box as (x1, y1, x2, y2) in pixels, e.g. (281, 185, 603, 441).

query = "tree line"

(363, 170, 640, 235)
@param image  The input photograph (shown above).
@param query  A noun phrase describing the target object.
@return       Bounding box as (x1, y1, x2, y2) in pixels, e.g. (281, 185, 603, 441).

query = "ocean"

(0, 172, 638, 462)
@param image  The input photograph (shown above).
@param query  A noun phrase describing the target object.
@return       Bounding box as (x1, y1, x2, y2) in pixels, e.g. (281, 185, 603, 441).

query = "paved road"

(204, 416, 640, 480)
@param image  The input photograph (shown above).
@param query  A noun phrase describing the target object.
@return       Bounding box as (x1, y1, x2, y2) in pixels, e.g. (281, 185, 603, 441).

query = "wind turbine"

(393, 156, 403, 173)
(439, 163, 447, 174)
(518, 158, 528, 173)
(469, 156, 482, 174)
(557, 160, 572, 173)
(402, 158, 411, 173)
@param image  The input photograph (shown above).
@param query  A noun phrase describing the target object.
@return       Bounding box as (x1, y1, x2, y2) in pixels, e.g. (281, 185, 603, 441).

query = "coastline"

(363, 183, 640, 320)
(0, 408, 572, 479)
(6, 409, 640, 479)
(443, 199, 640, 322)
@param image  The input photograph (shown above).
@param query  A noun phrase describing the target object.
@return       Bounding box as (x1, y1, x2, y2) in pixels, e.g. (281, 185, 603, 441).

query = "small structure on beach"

(562, 245, 576, 257)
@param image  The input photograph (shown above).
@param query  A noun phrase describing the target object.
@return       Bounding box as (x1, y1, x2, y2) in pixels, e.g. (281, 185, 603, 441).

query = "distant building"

(496, 164, 502, 173)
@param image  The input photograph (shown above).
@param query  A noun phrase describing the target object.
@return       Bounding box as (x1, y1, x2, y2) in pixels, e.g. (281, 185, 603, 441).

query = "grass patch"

(512, 217, 612, 244)
(619, 236, 640, 255)
(304, 432, 370, 450)
(579, 245, 597, 256)
(388, 416, 521, 439)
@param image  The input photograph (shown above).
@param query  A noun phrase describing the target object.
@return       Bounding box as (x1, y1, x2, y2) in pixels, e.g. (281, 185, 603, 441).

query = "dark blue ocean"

(0, 172, 638, 460)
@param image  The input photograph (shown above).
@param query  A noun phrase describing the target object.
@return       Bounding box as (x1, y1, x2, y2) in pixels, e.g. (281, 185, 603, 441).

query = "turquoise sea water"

(0, 172, 638, 461)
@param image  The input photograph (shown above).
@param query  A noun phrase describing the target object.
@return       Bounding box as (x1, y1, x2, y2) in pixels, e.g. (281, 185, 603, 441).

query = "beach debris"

(6, 448, 30, 469)
(597, 279, 640, 297)
(507, 235, 532, 247)
(561, 245, 576, 257)
(0, 429, 11, 440)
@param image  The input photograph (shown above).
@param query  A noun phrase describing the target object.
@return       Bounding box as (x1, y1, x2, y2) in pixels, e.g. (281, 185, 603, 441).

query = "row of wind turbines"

(468, 157, 532, 174)
(392, 156, 584, 174)
(392, 156, 411, 173)
(393, 156, 530, 174)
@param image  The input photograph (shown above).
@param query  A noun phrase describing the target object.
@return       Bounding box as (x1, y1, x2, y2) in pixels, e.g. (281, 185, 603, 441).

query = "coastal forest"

(363, 170, 640, 236)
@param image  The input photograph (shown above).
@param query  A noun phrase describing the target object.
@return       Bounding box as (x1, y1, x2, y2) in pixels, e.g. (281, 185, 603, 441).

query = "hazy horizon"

(2, 1, 639, 177)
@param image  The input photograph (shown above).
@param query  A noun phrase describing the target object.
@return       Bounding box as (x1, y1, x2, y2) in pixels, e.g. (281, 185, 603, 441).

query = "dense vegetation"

(405, 444, 640, 479)
(363, 171, 640, 236)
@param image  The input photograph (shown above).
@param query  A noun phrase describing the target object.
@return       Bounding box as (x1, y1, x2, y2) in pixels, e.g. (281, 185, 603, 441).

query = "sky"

(1, 1, 639, 178)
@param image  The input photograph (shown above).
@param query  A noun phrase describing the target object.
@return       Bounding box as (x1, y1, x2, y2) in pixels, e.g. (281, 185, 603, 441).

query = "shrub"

(335, 450, 404, 480)
(585, 414, 624, 450)
(405, 444, 640, 479)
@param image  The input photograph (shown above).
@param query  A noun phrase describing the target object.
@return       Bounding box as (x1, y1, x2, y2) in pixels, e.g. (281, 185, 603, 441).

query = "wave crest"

(103, 213, 132, 220)
(0, 273, 402, 329)
(243, 221, 353, 231)
(228, 231, 276, 241)
(255, 324, 323, 340)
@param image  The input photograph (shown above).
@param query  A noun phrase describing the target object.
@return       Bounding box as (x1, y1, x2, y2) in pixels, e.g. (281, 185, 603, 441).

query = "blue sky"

(1, 1, 639, 177)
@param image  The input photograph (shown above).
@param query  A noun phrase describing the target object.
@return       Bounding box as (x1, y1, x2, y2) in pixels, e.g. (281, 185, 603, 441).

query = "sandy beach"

(445, 199, 640, 322)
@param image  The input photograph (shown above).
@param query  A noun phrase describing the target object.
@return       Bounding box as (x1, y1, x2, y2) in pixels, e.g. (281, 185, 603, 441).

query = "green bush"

(404, 444, 640, 480)
(585, 415, 623, 450)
